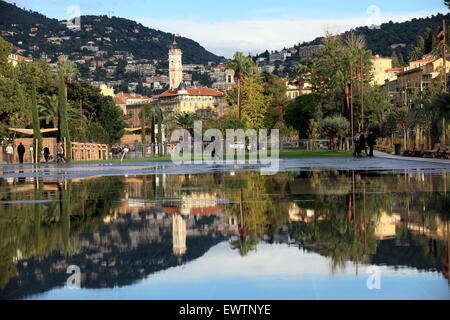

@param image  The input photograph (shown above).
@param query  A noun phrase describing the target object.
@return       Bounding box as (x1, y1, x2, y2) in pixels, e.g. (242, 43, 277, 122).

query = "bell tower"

(169, 38, 183, 89)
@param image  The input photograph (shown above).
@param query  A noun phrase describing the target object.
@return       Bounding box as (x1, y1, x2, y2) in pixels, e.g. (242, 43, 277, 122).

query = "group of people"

(4, 141, 66, 164)
(5, 143, 25, 164)
(353, 131, 377, 157)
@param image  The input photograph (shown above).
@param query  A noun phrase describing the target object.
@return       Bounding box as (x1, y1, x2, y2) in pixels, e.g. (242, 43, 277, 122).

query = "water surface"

(0, 170, 449, 300)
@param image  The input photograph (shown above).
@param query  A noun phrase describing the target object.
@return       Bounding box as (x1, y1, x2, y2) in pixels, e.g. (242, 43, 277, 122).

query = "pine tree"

(391, 51, 400, 68)
(58, 75, 71, 161)
(31, 77, 42, 162)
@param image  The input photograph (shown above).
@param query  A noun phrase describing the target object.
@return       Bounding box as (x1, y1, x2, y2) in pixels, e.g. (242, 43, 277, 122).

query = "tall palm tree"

(57, 59, 80, 81)
(39, 95, 86, 128)
(290, 63, 309, 89)
(174, 112, 198, 135)
(227, 52, 254, 120)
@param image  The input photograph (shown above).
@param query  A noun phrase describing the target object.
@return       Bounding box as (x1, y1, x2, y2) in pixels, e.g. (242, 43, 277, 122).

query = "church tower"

(169, 38, 183, 90)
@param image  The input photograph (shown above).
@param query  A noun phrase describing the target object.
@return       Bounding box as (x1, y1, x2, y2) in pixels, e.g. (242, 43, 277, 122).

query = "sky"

(6, 0, 450, 57)
(31, 242, 450, 300)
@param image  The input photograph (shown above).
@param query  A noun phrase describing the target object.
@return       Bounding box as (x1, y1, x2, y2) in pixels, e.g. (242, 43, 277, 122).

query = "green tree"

(240, 74, 271, 130)
(284, 93, 323, 139)
(57, 59, 80, 81)
(320, 116, 350, 151)
(31, 78, 42, 162)
(174, 112, 198, 135)
(57, 75, 71, 160)
(227, 52, 254, 120)
(98, 101, 126, 144)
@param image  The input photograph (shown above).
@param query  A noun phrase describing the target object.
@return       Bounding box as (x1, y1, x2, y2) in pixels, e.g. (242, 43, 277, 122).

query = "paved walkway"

(1, 153, 449, 181)
(374, 151, 450, 165)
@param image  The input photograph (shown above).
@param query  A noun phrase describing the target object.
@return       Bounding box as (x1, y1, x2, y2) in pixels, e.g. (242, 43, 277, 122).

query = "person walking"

(43, 146, 51, 162)
(353, 133, 361, 157)
(17, 142, 25, 164)
(367, 131, 377, 157)
(5, 143, 13, 164)
(359, 132, 367, 156)
(56, 142, 65, 163)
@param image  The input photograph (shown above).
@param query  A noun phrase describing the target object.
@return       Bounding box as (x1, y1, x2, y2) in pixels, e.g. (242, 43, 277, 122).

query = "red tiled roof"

(114, 96, 126, 105)
(163, 207, 180, 214)
(410, 58, 435, 64)
(159, 88, 223, 98)
(385, 68, 403, 72)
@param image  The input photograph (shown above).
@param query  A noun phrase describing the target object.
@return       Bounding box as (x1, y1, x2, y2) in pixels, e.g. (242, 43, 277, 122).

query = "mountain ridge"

(0, 0, 224, 64)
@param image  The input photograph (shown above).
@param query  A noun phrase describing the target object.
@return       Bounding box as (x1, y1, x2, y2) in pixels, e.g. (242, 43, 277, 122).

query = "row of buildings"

(371, 55, 450, 107)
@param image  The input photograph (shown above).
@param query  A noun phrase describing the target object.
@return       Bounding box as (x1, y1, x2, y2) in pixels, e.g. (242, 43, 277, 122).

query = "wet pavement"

(1, 152, 449, 181)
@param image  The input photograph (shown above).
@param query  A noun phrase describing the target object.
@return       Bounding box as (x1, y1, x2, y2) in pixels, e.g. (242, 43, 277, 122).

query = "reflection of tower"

(172, 214, 187, 256)
(169, 38, 183, 89)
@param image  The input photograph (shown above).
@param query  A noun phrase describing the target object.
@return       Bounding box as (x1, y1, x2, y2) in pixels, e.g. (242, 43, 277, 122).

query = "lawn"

(73, 150, 353, 163)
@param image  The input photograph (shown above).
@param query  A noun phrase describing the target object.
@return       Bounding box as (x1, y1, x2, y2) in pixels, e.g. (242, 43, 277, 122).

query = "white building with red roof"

(7, 53, 32, 67)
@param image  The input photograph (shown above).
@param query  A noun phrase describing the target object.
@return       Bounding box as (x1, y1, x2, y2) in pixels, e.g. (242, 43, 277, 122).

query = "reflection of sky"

(28, 242, 450, 300)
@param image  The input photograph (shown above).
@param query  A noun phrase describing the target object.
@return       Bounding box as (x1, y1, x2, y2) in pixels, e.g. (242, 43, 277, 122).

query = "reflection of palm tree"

(231, 237, 257, 257)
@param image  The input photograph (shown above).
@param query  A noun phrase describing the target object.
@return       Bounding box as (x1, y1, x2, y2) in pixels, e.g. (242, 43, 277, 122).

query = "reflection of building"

(288, 203, 316, 222)
(374, 212, 401, 240)
(172, 214, 187, 256)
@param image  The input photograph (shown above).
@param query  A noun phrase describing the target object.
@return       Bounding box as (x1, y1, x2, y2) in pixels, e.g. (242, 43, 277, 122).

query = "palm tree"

(227, 52, 254, 120)
(174, 112, 198, 135)
(290, 63, 309, 89)
(57, 59, 80, 81)
(39, 95, 86, 128)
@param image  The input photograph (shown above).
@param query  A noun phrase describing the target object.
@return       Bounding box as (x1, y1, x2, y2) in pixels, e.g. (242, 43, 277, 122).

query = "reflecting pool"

(0, 170, 449, 300)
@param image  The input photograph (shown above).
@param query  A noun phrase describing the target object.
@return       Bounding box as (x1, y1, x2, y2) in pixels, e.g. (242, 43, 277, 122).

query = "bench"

(375, 145, 393, 153)
(423, 143, 442, 158)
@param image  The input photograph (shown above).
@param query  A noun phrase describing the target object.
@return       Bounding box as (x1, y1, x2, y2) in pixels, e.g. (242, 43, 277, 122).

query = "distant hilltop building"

(298, 45, 322, 58)
(169, 39, 183, 89)
(7, 53, 32, 67)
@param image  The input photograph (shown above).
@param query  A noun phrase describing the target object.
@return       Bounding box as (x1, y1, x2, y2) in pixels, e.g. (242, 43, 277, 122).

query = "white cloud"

(136, 10, 445, 58)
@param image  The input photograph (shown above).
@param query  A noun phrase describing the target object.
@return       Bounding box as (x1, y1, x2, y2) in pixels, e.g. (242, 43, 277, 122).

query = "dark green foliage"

(98, 101, 126, 144)
(57, 75, 71, 160)
(284, 93, 323, 139)
(296, 13, 450, 65)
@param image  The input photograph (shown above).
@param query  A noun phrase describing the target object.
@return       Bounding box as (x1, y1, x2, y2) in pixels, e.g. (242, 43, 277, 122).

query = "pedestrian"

(43, 146, 51, 162)
(17, 142, 25, 163)
(353, 133, 361, 157)
(359, 132, 367, 156)
(367, 131, 377, 157)
(6, 143, 13, 164)
(56, 142, 65, 163)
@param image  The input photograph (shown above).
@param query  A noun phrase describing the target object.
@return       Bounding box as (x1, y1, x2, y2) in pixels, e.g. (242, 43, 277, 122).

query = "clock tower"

(169, 38, 183, 89)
